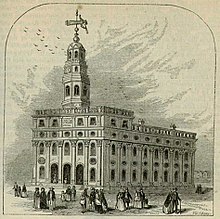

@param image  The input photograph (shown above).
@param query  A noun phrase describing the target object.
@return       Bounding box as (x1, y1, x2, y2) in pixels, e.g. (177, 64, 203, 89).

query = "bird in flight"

(61, 48, 64, 50)
(51, 52, 55, 54)
(25, 27, 28, 29)
(57, 36, 60, 39)
(55, 46, 58, 48)
(45, 44, 48, 47)
(24, 30, 27, 33)
(33, 44, 38, 47)
(37, 49, 41, 51)
(38, 29, 41, 32)
(36, 33, 40, 36)
(49, 49, 53, 51)
(40, 39, 44, 41)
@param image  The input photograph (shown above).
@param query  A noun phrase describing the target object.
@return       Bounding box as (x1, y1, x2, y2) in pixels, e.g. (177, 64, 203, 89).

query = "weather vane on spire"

(65, 9, 88, 42)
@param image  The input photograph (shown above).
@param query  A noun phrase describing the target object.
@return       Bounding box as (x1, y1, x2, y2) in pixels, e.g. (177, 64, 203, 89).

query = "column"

(138, 145, 143, 185)
(45, 141, 51, 182)
(70, 140, 77, 184)
(58, 140, 63, 183)
(191, 150, 196, 185)
(101, 140, 104, 187)
(188, 151, 193, 184)
(116, 142, 122, 185)
(84, 140, 90, 186)
(179, 150, 184, 185)
(105, 141, 110, 185)
(127, 143, 132, 185)
(159, 148, 164, 185)
(32, 141, 38, 185)
(149, 147, 154, 185)
(169, 149, 174, 185)
(96, 140, 102, 186)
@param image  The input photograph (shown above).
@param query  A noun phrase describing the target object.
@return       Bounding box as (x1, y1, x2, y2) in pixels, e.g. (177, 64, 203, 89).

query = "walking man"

(171, 188, 181, 213)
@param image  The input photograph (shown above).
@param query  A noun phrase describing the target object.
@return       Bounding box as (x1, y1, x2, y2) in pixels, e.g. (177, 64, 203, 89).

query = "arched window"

(39, 143, 44, 155)
(154, 171, 158, 182)
(90, 143, 96, 156)
(132, 170, 137, 181)
(143, 170, 148, 181)
(52, 119, 58, 127)
(64, 142, 70, 156)
(74, 85, 80, 96)
(164, 171, 168, 182)
(39, 119, 45, 127)
(144, 148, 147, 158)
(65, 85, 70, 97)
(122, 120, 128, 128)
(78, 142, 83, 156)
(39, 166, 45, 179)
(165, 150, 169, 160)
(184, 172, 188, 182)
(155, 149, 159, 159)
(122, 170, 126, 181)
(74, 50, 78, 58)
(184, 152, 188, 161)
(75, 66, 78, 72)
(175, 151, 179, 160)
(122, 145, 126, 156)
(112, 144, 116, 155)
(111, 169, 115, 181)
(52, 143, 57, 155)
(90, 168, 96, 182)
(111, 118, 116, 126)
(133, 147, 137, 157)
(174, 171, 179, 182)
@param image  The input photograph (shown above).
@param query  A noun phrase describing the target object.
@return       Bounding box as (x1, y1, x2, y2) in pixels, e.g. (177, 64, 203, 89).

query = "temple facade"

(31, 12, 197, 190)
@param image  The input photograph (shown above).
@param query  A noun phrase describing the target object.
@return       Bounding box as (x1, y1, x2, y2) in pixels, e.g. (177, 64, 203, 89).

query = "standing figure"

(95, 189, 103, 213)
(100, 188, 108, 213)
(47, 187, 56, 211)
(66, 186, 72, 202)
(163, 189, 174, 214)
(40, 187, 47, 209)
(124, 188, 132, 209)
(33, 187, 40, 209)
(171, 188, 181, 213)
(18, 186, 22, 197)
(80, 188, 89, 213)
(133, 190, 142, 209)
(89, 187, 96, 211)
(22, 184, 27, 198)
(71, 185, 76, 201)
(12, 182, 19, 197)
(140, 188, 146, 209)
(115, 190, 126, 211)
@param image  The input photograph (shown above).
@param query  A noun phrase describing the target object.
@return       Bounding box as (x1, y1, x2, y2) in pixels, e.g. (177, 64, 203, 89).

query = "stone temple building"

(31, 12, 197, 190)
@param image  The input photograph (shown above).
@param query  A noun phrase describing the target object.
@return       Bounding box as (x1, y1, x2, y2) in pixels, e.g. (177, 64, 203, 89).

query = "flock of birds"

(23, 26, 67, 56)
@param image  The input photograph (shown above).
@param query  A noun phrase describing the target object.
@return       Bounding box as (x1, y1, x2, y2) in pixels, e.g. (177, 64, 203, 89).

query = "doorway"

(63, 164, 71, 184)
(51, 163, 58, 183)
(76, 164, 84, 185)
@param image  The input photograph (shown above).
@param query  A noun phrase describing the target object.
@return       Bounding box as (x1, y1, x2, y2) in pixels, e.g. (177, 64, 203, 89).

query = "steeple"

(62, 10, 90, 108)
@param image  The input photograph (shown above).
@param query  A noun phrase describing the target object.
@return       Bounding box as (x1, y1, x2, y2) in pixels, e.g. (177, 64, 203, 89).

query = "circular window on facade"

(111, 160, 116, 166)
(185, 142, 190, 146)
(90, 158, 97, 165)
(143, 161, 148, 166)
(164, 163, 169, 168)
(133, 161, 137, 166)
(166, 139, 170, 144)
(78, 132, 83, 137)
(39, 132, 45, 138)
(154, 162, 159, 167)
(184, 164, 189, 169)
(52, 132, 57, 137)
(174, 163, 179, 168)
(38, 157, 45, 164)
(112, 133, 117, 138)
(123, 134, 128, 139)
(156, 138, 160, 143)
(145, 137, 150, 142)
(134, 135, 139, 140)
(122, 161, 127, 165)
(90, 131, 95, 136)
(175, 141, 180, 146)
(64, 131, 70, 137)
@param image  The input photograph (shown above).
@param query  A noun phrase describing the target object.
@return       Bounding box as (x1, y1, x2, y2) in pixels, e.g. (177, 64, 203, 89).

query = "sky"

(3, 4, 215, 182)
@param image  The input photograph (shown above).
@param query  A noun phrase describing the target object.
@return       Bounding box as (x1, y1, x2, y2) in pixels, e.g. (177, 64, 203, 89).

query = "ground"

(4, 184, 213, 216)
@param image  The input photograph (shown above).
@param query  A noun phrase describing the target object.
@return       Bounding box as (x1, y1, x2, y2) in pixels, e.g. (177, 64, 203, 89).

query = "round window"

(78, 132, 83, 137)
(122, 161, 127, 165)
(164, 163, 169, 168)
(156, 138, 160, 143)
(174, 163, 179, 168)
(90, 158, 97, 165)
(111, 160, 116, 166)
(166, 139, 170, 144)
(143, 161, 148, 166)
(176, 141, 180, 146)
(133, 161, 137, 166)
(112, 133, 117, 138)
(134, 135, 139, 140)
(123, 134, 128, 139)
(64, 131, 70, 137)
(52, 132, 57, 137)
(145, 137, 150, 141)
(90, 131, 95, 136)
(39, 132, 45, 138)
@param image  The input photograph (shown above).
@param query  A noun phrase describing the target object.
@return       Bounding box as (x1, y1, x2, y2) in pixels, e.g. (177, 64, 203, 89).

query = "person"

(66, 186, 72, 202)
(95, 189, 103, 213)
(40, 187, 47, 209)
(33, 187, 40, 209)
(140, 188, 145, 209)
(21, 184, 27, 198)
(123, 187, 132, 209)
(115, 190, 126, 211)
(171, 188, 181, 213)
(80, 188, 89, 213)
(133, 190, 142, 209)
(18, 186, 22, 197)
(162, 189, 174, 214)
(100, 188, 108, 213)
(12, 182, 19, 197)
(71, 185, 76, 201)
(89, 187, 96, 211)
(47, 187, 56, 211)
(53, 174, 57, 183)
(61, 191, 66, 202)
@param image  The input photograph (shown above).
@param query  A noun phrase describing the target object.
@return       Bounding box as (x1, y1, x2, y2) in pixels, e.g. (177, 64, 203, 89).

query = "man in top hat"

(171, 188, 181, 213)
(47, 187, 56, 211)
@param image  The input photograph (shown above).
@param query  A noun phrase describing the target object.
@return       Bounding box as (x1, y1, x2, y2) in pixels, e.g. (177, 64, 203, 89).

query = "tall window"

(184, 172, 188, 182)
(184, 152, 188, 161)
(77, 118, 84, 126)
(132, 170, 137, 181)
(174, 171, 179, 182)
(52, 119, 58, 127)
(122, 145, 126, 156)
(90, 143, 96, 156)
(64, 142, 70, 156)
(39, 119, 45, 127)
(143, 170, 148, 181)
(133, 147, 137, 157)
(155, 149, 159, 159)
(154, 171, 158, 182)
(175, 151, 179, 160)
(65, 85, 70, 96)
(112, 144, 116, 155)
(144, 148, 147, 158)
(90, 168, 96, 182)
(39, 166, 45, 179)
(164, 171, 168, 182)
(75, 66, 78, 72)
(74, 50, 78, 58)
(83, 86, 87, 96)
(74, 85, 80, 96)
(111, 169, 115, 181)
(39, 143, 44, 155)
(111, 118, 116, 126)
(78, 142, 83, 155)
(122, 170, 126, 181)
(52, 143, 57, 155)
(165, 149, 169, 160)
(90, 117, 96, 125)
(122, 120, 128, 128)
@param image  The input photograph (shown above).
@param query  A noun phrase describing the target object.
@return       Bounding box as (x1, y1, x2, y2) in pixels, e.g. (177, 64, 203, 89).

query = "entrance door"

(76, 164, 84, 185)
(63, 164, 71, 184)
(51, 163, 58, 183)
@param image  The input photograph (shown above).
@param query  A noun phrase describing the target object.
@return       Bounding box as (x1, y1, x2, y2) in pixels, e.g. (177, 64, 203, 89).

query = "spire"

(65, 9, 88, 43)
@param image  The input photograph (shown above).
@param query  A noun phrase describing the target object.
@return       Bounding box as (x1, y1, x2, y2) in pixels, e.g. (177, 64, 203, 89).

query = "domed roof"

(68, 41, 85, 50)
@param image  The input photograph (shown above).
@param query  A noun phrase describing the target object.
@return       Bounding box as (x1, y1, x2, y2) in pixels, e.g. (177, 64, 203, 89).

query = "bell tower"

(62, 10, 90, 108)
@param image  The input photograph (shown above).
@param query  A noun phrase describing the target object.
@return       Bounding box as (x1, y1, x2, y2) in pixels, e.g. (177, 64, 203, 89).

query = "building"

(31, 12, 197, 190)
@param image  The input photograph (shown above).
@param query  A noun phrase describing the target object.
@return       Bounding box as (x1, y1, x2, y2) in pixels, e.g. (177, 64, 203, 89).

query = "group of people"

(163, 188, 182, 214)
(33, 187, 56, 210)
(61, 185, 76, 202)
(116, 187, 148, 211)
(12, 182, 27, 198)
(80, 187, 108, 214)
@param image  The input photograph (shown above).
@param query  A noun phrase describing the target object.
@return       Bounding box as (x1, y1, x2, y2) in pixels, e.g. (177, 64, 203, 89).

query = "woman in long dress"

(162, 191, 174, 214)
(133, 190, 142, 209)
(21, 184, 27, 198)
(40, 187, 47, 209)
(115, 191, 126, 211)
(33, 187, 40, 209)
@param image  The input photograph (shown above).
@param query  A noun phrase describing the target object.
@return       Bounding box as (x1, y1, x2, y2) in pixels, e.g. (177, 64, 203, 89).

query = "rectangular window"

(122, 120, 128, 129)
(39, 119, 45, 127)
(52, 119, 58, 127)
(77, 118, 84, 126)
(111, 169, 115, 181)
(90, 117, 96, 125)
